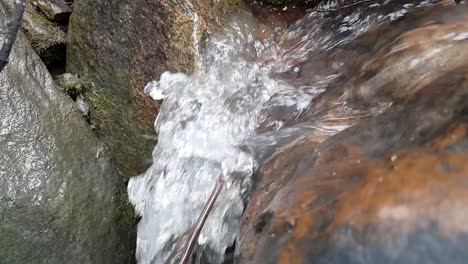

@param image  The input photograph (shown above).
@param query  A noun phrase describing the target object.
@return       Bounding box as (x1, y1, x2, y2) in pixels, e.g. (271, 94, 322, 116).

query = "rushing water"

(128, 11, 285, 264)
(128, 0, 453, 263)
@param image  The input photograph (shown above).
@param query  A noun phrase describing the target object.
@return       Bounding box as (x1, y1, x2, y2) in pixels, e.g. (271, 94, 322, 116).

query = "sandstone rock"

(67, 0, 242, 177)
(238, 3, 468, 263)
(0, 3, 135, 263)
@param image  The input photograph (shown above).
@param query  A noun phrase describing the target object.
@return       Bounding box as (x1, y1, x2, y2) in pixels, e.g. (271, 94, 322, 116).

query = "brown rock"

(238, 70, 468, 263)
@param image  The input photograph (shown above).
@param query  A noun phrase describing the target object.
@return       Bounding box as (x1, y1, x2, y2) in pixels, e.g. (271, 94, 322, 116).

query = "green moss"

(81, 76, 95, 92)
(28, 11, 66, 54)
(115, 69, 131, 85)
(113, 185, 137, 232)
(87, 89, 115, 123)
(79, 73, 122, 126)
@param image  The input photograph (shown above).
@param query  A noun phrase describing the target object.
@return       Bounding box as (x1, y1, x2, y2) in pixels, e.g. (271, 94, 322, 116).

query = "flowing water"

(128, 12, 283, 264)
(128, 0, 458, 263)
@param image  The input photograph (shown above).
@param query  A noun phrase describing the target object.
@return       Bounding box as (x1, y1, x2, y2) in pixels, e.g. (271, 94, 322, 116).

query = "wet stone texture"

(0, 2, 135, 263)
(67, 0, 243, 177)
(238, 2, 468, 264)
(257, 1, 464, 134)
(239, 70, 468, 264)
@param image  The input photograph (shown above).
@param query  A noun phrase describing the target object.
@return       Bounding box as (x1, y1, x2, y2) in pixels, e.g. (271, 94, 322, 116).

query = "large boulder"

(67, 0, 242, 176)
(237, 4, 468, 262)
(0, 3, 135, 263)
(238, 70, 468, 264)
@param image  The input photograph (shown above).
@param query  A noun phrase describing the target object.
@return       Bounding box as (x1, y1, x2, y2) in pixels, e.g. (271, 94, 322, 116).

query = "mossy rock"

(67, 0, 242, 176)
(22, 4, 66, 65)
(0, 3, 136, 262)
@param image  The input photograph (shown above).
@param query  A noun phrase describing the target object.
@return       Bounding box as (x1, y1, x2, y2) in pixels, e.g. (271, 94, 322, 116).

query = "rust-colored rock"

(238, 70, 468, 263)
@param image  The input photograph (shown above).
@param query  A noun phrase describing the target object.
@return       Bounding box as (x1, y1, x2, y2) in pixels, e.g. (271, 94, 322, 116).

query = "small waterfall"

(128, 0, 451, 263)
(182, 0, 201, 60)
(128, 12, 286, 264)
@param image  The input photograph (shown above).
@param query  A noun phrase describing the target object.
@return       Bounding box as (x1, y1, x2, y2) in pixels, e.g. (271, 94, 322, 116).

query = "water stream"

(127, 0, 457, 263)
(128, 12, 283, 264)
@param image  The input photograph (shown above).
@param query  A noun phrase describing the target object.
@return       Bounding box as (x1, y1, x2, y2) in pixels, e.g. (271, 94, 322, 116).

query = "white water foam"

(128, 12, 284, 264)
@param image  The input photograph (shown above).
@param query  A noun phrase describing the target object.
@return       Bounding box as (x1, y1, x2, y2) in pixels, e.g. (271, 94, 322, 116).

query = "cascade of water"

(128, 11, 285, 264)
(128, 1, 450, 263)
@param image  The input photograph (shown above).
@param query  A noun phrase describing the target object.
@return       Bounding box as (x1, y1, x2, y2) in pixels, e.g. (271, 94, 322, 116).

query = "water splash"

(128, 12, 284, 264)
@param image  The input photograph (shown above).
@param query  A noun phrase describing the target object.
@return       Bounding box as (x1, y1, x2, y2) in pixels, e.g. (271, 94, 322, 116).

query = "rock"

(76, 96, 90, 117)
(238, 3, 468, 263)
(67, 0, 243, 177)
(55, 72, 84, 99)
(0, 3, 135, 263)
(259, 0, 319, 7)
(345, 4, 468, 104)
(22, 2, 66, 67)
(35, 0, 73, 22)
(238, 68, 468, 263)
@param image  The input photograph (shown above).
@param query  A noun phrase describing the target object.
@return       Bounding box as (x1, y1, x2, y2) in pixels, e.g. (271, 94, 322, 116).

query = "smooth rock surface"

(257, 1, 462, 133)
(0, 3, 135, 263)
(238, 2, 468, 263)
(238, 70, 468, 264)
(67, 0, 242, 177)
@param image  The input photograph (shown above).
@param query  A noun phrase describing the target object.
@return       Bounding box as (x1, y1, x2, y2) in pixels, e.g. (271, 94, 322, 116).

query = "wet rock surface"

(67, 0, 243, 177)
(239, 70, 468, 263)
(238, 2, 468, 263)
(257, 0, 459, 133)
(0, 4, 135, 263)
